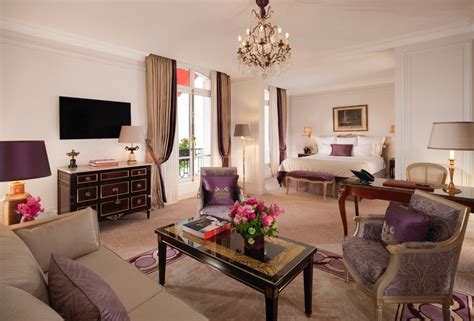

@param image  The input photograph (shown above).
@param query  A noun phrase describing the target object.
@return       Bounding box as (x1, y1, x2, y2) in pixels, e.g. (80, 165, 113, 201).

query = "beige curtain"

(145, 54, 177, 209)
(217, 72, 232, 167)
(269, 86, 280, 176)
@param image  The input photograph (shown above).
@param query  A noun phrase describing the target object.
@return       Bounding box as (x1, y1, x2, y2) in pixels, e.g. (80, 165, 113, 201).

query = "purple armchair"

(197, 167, 244, 221)
(343, 190, 470, 321)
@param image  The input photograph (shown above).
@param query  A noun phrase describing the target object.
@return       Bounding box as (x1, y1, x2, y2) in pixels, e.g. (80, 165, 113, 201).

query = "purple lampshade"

(0, 141, 52, 182)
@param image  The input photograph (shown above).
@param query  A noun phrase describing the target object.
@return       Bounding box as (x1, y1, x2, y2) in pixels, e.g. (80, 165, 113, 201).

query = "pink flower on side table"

(16, 196, 44, 222)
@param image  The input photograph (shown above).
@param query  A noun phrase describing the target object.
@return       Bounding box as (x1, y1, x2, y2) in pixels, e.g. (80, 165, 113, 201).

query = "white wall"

(289, 84, 395, 158)
(0, 42, 147, 214)
(395, 34, 474, 186)
(231, 77, 265, 196)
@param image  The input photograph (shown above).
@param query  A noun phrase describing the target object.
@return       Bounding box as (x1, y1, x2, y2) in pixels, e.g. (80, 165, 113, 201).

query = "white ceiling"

(1, 0, 473, 95)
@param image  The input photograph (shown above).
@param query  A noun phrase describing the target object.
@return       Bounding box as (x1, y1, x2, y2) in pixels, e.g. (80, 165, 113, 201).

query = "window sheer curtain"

(216, 72, 232, 167)
(145, 54, 177, 209)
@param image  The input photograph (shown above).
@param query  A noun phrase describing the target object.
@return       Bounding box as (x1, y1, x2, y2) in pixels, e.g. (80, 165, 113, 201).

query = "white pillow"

(317, 144, 332, 155)
(336, 136, 357, 145)
(353, 144, 373, 157)
(358, 136, 386, 157)
(315, 136, 336, 145)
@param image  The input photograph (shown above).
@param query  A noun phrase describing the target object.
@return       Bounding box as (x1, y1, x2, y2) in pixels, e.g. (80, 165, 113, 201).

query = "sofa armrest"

(14, 207, 100, 273)
(354, 215, 385, 241)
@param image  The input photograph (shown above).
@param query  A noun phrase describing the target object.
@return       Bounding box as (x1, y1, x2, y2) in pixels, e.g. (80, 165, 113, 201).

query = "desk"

(338, 178, 474, 236)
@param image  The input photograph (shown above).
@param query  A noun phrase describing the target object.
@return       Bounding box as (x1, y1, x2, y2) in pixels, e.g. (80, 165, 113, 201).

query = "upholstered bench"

(286, 171, 336, 200)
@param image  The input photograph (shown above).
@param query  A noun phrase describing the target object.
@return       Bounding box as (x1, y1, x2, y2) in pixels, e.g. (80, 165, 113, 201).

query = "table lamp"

(119, 126, 144, 164)
(234, 124, 251, 196)
(0, 141, 51, 225)
(427, 121, 474, 195)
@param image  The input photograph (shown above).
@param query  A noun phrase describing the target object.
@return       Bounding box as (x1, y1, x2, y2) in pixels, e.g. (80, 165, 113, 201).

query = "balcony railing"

(178, 148, 211, 180)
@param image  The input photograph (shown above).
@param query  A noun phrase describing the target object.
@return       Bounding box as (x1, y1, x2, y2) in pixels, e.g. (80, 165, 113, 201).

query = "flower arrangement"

(16, 196, 44, 222)
(229, 198, 284, 247)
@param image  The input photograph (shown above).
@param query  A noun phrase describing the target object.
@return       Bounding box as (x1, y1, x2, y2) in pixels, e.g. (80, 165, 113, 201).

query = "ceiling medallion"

(237, 0, 291, 78)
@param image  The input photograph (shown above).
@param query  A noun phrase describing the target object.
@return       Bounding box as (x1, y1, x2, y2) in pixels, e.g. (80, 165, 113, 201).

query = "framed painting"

(333, 105, 368, 132)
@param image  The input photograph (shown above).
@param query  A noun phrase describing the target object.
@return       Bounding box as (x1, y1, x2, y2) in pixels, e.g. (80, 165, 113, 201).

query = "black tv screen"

(59, 96, 131, 139)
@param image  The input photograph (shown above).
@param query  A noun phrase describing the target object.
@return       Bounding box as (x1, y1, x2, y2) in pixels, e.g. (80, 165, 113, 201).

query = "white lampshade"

(427, 122, 474, 150)
(118, 126, 144, 144)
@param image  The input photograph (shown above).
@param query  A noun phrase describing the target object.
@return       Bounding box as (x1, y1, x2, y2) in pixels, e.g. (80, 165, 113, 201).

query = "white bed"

(278, 154, 386, 178)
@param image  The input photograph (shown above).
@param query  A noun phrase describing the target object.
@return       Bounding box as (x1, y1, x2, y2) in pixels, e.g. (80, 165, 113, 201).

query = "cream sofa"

(0, 208, 208, 321)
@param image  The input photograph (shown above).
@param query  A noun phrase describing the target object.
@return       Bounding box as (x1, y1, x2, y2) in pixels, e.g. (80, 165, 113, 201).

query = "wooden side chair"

(406, 162, 448, 188)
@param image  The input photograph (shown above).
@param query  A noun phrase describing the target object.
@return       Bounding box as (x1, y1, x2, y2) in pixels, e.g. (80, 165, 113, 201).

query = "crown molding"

(0, 18, 147, 70)
(327, 21, 474, 59)
(290, 82, 394, 99)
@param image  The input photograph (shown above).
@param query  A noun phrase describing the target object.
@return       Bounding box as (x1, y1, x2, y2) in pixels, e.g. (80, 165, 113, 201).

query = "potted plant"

(229, 198, 284, 258)
(179, 138, 190, 157)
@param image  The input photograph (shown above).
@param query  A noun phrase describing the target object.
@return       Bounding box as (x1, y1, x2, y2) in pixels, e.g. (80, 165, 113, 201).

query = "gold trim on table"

(165, 226, 305, 277)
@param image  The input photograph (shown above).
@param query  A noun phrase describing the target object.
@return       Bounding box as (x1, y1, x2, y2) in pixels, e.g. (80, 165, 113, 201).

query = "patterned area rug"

(129, 247, 472, 321)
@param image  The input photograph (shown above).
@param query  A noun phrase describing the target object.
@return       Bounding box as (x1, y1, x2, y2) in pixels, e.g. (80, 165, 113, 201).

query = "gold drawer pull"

(112, 187, 119, 192)
(137, 199, 142, 204)
(115, 199, 121, 205)
(137, 183, 142, 188)
(85, 191, 92, 197)
(85, 177, 91, 181)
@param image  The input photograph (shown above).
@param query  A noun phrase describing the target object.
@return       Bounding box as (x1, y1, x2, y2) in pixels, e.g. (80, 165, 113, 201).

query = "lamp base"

(443, 184, 462, 195)
(127, 150, 137, 164)
(9, 181, 25, 195)
(2, 192, 29, 225)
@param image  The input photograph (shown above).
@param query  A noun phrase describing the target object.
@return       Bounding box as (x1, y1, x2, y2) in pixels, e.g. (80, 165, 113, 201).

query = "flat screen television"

(59, 96, 131, 139)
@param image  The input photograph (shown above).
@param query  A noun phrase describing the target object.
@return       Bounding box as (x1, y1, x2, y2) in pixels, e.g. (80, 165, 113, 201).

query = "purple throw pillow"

(381, 202, 430, 244)
(330, 144, 353, 157)
(48, 254, 130, 321)
(202, 175, 239, 206)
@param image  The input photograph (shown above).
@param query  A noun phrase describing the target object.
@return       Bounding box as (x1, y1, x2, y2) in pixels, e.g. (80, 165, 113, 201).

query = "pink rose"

(245, 198, 259, 206)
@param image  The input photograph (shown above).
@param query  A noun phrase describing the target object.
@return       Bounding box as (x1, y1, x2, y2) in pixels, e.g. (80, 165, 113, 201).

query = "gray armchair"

(197, 167, 244, 221)
(343, 190, 470, 321)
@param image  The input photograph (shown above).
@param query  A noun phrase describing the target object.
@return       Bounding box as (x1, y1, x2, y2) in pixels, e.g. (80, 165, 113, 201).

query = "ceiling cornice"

(327, 21, 474, 59)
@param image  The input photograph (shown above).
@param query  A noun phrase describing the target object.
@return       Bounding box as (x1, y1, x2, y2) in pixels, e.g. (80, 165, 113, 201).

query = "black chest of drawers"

(58, 163, 151, 220)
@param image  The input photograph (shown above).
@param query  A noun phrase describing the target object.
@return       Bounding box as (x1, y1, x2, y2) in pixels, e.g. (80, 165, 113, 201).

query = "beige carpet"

(100, 179, 474, 320)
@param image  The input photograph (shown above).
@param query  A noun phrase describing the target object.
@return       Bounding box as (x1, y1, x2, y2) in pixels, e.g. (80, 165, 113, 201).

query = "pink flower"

(257, 203, 266, 212)
(245, 198, 259, 206)
(17, 196, 44, 221)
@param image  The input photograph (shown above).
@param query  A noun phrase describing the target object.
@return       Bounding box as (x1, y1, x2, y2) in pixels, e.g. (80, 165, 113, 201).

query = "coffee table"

(155, 218, 317, 321)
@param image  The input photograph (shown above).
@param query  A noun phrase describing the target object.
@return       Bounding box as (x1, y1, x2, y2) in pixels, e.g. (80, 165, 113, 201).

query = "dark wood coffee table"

(155, 219, 317, 321)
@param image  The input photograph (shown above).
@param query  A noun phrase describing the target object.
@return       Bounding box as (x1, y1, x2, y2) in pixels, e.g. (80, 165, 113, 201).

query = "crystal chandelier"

(237, 0, 291, 78)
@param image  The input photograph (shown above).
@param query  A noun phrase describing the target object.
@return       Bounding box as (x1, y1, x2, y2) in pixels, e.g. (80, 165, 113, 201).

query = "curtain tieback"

(146, 139, 162, 167)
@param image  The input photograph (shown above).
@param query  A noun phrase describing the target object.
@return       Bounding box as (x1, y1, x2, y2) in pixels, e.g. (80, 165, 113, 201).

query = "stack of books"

(89, 159, 119, 167)
(182, 216, 231, 239)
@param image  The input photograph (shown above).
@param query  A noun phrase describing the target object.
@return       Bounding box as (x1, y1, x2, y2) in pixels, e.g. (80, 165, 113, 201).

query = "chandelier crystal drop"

(237, 0, 291, 78)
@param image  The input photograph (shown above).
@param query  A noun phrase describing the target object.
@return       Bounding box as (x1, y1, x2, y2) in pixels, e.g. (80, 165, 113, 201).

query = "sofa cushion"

(202, 175, 239, 206)
(129, 291, 208, 321)
(75, 246, 163, 312)
(343, 236, 390, 285)
(200, 205, 232, 220)
(15, 208, 100, 272)
(0, 223, 49, 304)
(49, 254, 129, 321)
(0, 283, 62, 321)
(381, 202, 430, 244)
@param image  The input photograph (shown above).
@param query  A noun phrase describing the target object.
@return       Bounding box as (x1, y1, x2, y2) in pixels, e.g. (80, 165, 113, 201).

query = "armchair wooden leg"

(375, 304, 383, 321)
(286, 177, 290, 194)
(442, 303, 451, 321)
(323, 182, 327, 201)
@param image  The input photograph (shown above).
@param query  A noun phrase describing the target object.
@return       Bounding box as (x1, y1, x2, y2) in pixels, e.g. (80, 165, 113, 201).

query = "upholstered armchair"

(197, 167, 244, 221)
(343, 190, 470, 321)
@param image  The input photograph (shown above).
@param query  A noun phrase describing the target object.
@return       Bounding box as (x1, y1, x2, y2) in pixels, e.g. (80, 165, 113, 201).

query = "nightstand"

(298, 153, 315, 158)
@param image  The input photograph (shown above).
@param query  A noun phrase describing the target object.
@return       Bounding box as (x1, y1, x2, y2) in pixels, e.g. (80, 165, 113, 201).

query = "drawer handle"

(85, 191, 92, 198)
(85, 177, 91, 181)
(115, 199, 121, 205)
(137, 199, 142, 204)
(137, 183, 142, 188)
(112, 187, 119, 192)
